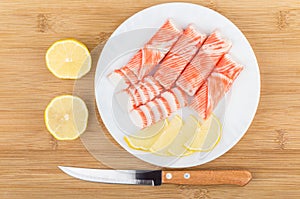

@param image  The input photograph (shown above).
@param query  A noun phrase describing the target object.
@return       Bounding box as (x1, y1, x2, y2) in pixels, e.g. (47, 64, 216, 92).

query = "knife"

(58, 166, 252, 186)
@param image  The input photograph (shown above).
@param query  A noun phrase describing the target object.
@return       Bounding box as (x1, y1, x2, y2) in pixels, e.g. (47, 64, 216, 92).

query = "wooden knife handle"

(162, 170, 252, 186)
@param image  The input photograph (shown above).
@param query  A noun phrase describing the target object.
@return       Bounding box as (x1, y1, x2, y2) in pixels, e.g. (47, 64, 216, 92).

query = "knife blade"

(58, 166, 252, 186)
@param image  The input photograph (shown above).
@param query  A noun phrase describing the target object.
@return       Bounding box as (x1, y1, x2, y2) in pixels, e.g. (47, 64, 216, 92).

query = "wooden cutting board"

(1, 0, 300, 198)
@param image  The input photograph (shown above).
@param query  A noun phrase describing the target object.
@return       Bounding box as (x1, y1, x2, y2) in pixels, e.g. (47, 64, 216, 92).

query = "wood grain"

(1, 0, 300, 198)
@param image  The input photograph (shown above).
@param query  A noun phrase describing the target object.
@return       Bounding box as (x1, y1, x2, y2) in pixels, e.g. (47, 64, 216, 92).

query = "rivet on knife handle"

(161, 170, 252, 186)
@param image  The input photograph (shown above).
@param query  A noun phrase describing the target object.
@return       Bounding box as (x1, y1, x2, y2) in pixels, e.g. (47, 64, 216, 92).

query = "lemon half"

(46, 39, 91, 79)
(44, 95, 88, 140)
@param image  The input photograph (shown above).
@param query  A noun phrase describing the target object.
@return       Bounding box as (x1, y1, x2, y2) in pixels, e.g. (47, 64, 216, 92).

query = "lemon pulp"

(149, 115, 183, 153)
(185, 114, 222, 151)
(124, 119, 168, 151)
(168, 115, 201, 156)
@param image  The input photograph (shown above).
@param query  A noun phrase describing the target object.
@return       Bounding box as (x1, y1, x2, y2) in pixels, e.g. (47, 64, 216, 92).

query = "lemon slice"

(129, 120, 168, 139)
(44, 95, 88, 140)
(46, 39, 91, 79)
(168, 115, 201, 156)
(151, 148, 172, 156)
(149, 115, 183, 153)
(124, 119, 168, 151)
(185, 114, 222, 151)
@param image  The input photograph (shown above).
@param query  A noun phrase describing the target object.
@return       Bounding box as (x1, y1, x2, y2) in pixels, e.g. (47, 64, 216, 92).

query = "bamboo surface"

(1, 0, 300, 198)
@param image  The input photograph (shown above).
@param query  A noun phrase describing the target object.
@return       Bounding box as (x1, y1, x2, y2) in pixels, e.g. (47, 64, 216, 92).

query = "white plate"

(94, 2, 260, 168)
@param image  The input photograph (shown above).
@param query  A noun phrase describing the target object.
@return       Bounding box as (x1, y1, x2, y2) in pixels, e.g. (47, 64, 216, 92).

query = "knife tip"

(58, 166, 67, 171)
